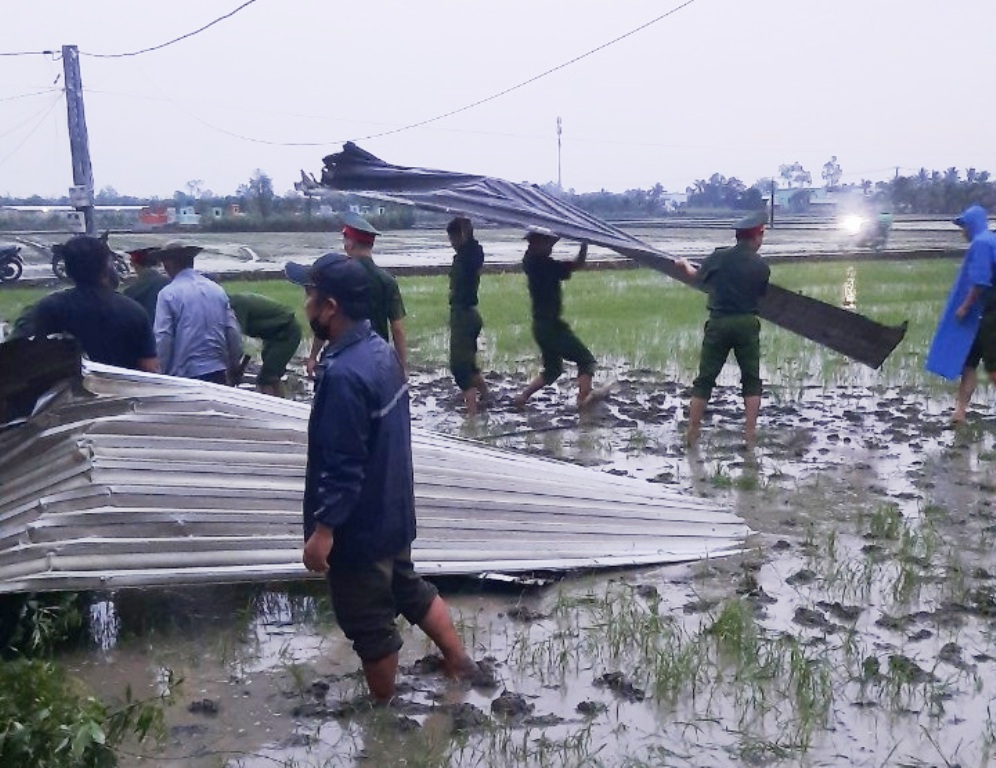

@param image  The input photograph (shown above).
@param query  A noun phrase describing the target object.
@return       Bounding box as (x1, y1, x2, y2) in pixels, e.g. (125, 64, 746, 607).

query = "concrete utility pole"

(556, 116, 562, 190)
(769, 180, 776, 229)
(62, 44, 95, 235)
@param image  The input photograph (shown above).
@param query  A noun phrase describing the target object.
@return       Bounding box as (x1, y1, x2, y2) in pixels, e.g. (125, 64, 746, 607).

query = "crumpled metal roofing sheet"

(0, 362, 748, 593)
(311, 142, 907, 369)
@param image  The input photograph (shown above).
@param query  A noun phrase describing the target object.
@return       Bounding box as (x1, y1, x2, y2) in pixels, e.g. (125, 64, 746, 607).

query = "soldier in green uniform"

(305, 212, 407, 377)
(446, 217, 489, 415)
(513, 229, 597, 410)
(678, 210, 771, 445)
(122, 247, 170, 323)
(227, 292, 303, 397)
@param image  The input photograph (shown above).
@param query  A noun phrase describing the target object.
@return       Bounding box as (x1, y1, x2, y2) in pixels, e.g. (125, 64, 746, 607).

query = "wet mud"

(69, 363, 996, 767)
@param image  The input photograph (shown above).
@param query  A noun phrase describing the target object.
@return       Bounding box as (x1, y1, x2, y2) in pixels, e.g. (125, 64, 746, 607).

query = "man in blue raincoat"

(925, 205, 996, 422)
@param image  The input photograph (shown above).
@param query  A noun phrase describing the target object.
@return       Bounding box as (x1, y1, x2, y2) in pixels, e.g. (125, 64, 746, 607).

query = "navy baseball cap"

(284, 253, 369, 319)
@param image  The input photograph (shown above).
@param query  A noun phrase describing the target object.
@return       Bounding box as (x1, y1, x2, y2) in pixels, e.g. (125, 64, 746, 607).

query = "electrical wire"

(344, 0, 701, 144)
(0, 87, 61, 103)
(79, 0, 259, 58)
(0, 93, 64, 140)
(0, 50, 57, 57)
(90, 0, 701, 148)
(0, 94, 63, 168)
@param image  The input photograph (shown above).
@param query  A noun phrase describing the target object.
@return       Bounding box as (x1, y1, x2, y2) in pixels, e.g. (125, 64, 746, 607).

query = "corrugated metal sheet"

(0, 363, 748, 593)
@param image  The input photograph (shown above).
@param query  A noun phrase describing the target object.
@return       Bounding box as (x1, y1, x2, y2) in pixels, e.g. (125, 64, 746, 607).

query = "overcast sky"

(0, 0, 991, 198)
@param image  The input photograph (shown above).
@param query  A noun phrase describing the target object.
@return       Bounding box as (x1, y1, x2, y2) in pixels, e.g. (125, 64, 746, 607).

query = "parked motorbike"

(0, 245, 23, 283)
(51, 235, 132, 282)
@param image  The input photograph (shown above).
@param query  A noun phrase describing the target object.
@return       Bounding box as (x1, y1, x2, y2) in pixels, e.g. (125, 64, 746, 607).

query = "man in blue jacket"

(285, 252, 478, 702)
(927, 205, 996, 422)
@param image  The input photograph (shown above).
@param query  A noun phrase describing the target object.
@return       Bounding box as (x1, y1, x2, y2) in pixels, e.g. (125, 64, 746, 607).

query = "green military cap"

(733, 210, 768, 231)
(339, 210, 381, 236)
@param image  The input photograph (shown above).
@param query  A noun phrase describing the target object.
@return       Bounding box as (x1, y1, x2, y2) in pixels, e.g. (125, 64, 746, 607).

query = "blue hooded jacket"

(304, 319, 416, 563)
(925, 205, 996, 378)
(956, 205, 996, 301)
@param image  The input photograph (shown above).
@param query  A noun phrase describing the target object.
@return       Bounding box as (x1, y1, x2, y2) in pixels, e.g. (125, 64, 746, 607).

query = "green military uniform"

(354, 257, 405, 343)
(123, 269, 170, 323)
(523, 250, 595, 384)
(227, 293, 303, 386)
(449, 237, 485, 391)
(690, 227, 771, 400)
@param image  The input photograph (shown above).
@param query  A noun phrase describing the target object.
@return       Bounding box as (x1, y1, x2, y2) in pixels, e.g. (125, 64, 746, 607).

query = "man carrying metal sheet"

(445, 216, 490, 415)
(286, 252, 482, 703)
(514, 229, 600, 410)
(678, 211, 771, 445)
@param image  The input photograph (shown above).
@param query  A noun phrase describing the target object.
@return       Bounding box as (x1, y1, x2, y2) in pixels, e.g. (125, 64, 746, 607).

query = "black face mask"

(309, 315, 329, 341)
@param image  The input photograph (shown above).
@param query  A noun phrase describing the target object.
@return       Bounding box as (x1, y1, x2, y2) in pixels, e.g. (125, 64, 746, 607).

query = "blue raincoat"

(925, 205, 996, 379)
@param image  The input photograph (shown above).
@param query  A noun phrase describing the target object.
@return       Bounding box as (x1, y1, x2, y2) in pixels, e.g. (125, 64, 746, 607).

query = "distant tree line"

(5, 162, 996, 227)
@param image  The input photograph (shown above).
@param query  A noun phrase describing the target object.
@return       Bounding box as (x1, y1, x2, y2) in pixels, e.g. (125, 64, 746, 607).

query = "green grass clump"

(1, 258, 957, 391)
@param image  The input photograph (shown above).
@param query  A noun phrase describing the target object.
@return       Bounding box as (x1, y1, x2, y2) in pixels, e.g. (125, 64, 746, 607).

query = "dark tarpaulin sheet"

(315, 143, 907, 369)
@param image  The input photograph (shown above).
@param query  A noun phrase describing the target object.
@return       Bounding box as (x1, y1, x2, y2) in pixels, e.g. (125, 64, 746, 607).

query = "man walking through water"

(678, 210, 771, 445)
(926, 204, 996, 422)
(446, 216, 489, 415)
(285, 252, 481, 703)
(514, 229, 600, 410)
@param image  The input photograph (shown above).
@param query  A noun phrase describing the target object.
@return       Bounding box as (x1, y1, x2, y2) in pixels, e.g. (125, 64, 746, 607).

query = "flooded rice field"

(64, 351, 996, 767)
(8, 217, 966, 281)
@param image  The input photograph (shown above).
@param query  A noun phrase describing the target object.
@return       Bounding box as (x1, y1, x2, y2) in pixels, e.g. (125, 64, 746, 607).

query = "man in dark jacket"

(678, 211, 771, 445)
(285, 252, 478, 702)
(514, 229, 598, 410)
(33, 236, 159, 372)
(446, 217, 489, 415)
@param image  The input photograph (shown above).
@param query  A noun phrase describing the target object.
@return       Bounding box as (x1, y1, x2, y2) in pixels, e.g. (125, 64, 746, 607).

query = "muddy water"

(64, 354, 996, 768)
(12, 218, 965, 280)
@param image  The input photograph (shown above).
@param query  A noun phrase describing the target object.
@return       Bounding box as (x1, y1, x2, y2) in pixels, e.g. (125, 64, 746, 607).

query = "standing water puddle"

(66, 366, 996, 767)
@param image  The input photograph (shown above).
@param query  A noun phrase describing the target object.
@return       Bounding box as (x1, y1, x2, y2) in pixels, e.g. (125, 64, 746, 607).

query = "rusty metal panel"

(0, 362, 748, 593)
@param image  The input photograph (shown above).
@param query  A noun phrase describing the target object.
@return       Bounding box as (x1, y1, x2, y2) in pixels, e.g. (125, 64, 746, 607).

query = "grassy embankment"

(0, 258, 957, 390)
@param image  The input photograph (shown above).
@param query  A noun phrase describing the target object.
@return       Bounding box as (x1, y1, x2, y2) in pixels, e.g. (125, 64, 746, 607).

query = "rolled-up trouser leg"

(691, 318, 732, 400)
(258, 322, 303, 386)
(730, 315, 762, 397)
(534, 318, 594, 384)
(449, 306, 483, 391)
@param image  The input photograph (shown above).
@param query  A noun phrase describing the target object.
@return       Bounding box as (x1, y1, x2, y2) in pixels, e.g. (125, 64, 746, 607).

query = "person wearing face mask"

(305, 212, 407, 379)
(284, 252, 484, 703)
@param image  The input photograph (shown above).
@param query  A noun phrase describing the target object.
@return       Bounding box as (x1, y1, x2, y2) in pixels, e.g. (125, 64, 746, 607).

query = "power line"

(0, 50, 58, 58)
(79, 0, 259, 59)
(0, 93, 64, 140)
(0, 94, 63, 168)
(344, 0, 701, 143)
(0, 87, 61, 103)
(91, 0, 701, 148)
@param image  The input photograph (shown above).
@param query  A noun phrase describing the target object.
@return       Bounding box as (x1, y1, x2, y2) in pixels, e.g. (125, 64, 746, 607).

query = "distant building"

(348, 203, 386, 216)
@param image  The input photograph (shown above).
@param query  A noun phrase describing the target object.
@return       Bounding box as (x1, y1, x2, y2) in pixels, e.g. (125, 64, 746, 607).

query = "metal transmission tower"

(556, 116, 562, 190)
(62, 44, 95, 235)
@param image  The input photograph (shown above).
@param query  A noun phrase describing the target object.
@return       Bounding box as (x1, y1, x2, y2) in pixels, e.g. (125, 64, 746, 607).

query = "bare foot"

(512, 394, 528, 411)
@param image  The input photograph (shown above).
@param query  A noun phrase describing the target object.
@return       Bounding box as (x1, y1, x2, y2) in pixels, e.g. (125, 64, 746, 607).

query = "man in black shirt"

(514, 229, 597, 410)
(34, 236, 159, 372)
(678, 211, 771, 445)
(446, 217, 489, 415)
